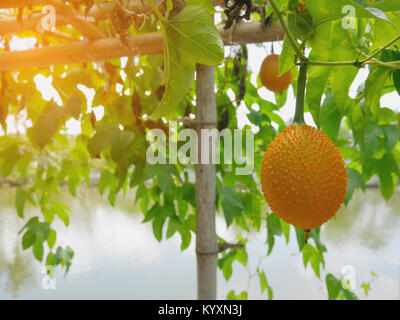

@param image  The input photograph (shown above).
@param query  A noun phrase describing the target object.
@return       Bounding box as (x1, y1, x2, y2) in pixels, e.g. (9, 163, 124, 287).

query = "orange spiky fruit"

(260, 124, 347, 231)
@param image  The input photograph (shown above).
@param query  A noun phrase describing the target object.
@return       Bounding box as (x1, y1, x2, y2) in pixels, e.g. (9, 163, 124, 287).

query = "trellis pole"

(195, 64, 218, 300)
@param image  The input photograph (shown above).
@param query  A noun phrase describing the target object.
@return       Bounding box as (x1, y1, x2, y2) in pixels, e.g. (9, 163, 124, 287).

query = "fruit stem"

(293, 61, 307, 125)
(305, 230, 310, 243)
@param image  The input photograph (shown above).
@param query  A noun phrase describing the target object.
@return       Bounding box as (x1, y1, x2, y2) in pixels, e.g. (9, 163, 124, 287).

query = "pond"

(0, 186, 399, 299)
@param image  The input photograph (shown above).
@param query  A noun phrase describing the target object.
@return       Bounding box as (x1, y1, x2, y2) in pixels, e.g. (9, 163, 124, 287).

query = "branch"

(218, 242, 244, 252)
(360, 34, 400, 65)
(308, 59, 357, 67)
(218, 21, 284, 44)
(308, 58, 400, 70)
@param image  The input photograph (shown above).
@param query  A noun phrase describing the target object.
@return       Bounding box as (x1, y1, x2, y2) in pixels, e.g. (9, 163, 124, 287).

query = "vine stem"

(268, 0, 307, 61)
(293, 61, 307, 125)
(269, 0, 400, 69)
(147, 0, 164, 21)
(360, 33, 400, 64)
(268, 0, 400, 126)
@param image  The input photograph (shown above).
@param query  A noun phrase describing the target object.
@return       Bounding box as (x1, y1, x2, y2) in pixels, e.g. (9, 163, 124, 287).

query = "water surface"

(0, 187, 399, 299)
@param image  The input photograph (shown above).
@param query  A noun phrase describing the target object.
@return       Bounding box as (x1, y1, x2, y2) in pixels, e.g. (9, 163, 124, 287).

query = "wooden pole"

(0, 33, 163, 71)
(195, 64, 218, 300)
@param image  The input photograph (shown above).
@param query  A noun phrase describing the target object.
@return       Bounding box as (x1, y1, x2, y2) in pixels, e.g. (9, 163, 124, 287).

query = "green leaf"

(393, 62, 400, 95)
(166, 215, 180, 239)
(20, 217, 51, 253)
(87, 124, 120, 157)
(47, 229, 57, 249)
(152, 204, 174, 242)
(306, 65, 331, 127)
(371, 12, 400, 51)
(365, 67, 392, 119)
(361, 282, 371, 296)
(345, 168, 366, 204)
(46, 252, 55, 266)
(364, 122, 383, 156)
(227, 290, 248, 300)
(302, 243, 323, 278)
(275, 90, 288, 108)
(376, 158, 395, 200)
(54, 246, 74, 274)
(267, 212, 282, 236)
(217, 250, 236, 281)
(380, 125, 399, 152)
(258, 269, 273, 299)
(266, 230, 275, 256)
(52, 202, 71, 226)
(326, 273, 341, 300)
(281, 219, 290, 244)
(142, 204, 160, 223)
(30, 94, 83, 149)
(33, 237, 44, 262)
(150, 5, 224, 119)
(59, 159, 82, 197)
(17, 153, 32, 177)
(63, 92, 84, 120)
(218, 186, 244, 227)
(295, 227, 307, 251)
(179, 228, 192, 251)
(342, 288, 359, 300)
(98, 170, 120, 206)
(185, 0, 215, 14)
(152, 213, 166, 242)
(158, 170, 175, 193)
(331, 67, 358, 114)
(279, 37, 296, 77)
(320, 91, 342, 141)
(258, 270, 267, 292)
(16, 187, 27, 218)
(287, 0, 313, 41)
(22, 229, 36, 250)
(309, 228, 327, 253)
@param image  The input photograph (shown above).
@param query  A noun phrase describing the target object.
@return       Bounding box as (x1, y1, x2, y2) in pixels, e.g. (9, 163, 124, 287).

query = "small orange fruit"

(260, 124, 347, 231)
(259, 54, 293, 93)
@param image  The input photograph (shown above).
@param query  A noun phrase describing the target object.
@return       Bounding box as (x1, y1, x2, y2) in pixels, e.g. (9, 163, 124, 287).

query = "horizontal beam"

(0, 21, 284, 71)
(0, 33, 164, 71)
(0, 0, 164, 11)
(0, 0, 42, 9)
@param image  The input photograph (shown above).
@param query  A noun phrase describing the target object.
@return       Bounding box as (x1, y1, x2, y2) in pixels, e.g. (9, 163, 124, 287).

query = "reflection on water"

(0, 187, 399, 299)
(325, 189, 400, 251)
